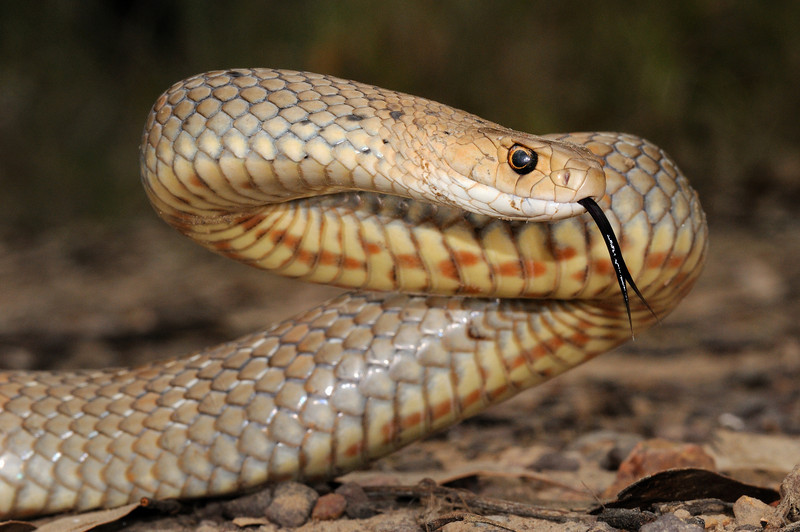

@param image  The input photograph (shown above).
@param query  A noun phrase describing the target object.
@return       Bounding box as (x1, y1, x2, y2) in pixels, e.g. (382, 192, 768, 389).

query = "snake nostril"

(552, 169, 571, 187)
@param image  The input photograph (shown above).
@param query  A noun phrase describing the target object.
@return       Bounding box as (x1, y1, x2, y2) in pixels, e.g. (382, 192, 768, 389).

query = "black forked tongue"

(578, 198, 658, 337)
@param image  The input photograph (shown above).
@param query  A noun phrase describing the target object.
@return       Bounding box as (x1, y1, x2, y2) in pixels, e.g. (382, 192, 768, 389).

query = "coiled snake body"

(0, 69, 707, 517)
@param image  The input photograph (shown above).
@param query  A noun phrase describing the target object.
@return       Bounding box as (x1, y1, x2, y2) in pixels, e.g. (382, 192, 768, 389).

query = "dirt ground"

(1, 219, 799, 531)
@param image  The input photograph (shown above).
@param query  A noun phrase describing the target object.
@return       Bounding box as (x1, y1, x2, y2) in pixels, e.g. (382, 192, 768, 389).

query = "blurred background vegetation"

(0, 1, 798, 235)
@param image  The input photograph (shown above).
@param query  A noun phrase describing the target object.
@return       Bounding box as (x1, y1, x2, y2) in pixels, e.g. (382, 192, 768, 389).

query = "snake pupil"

(509, 144, 538, 174)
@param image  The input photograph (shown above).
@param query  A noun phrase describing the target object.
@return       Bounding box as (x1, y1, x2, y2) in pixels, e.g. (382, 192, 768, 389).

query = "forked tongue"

(578, 198, 658, 337)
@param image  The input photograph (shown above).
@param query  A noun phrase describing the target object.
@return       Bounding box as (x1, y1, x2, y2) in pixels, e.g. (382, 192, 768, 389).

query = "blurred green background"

(1, 1, 798, 234)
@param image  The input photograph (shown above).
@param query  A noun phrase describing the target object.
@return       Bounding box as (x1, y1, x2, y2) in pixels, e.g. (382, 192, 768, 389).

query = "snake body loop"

(0, 69, 707, 518)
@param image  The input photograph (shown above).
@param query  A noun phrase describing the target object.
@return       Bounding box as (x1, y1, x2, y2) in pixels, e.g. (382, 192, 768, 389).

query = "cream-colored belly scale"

(0, 69, 707, 517)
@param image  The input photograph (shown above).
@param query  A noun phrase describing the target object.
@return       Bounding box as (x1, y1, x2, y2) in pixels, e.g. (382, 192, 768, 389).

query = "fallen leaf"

(16, 503, 142, 532)
(0, 521, 36, 532)
(602, 468, 779, 510)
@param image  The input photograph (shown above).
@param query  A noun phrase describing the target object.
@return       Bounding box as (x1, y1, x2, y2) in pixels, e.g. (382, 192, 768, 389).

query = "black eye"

(508, 144, 538, 175)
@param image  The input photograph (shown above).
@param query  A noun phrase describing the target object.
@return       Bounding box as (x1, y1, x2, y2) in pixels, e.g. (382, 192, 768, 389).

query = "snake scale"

(0, 69, 707, 518)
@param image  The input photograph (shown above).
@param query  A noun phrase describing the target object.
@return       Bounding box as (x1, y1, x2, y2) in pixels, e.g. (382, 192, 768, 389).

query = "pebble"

(196, 521, 229, 532)
(529, 450, 580, 471)
(673, 509, 691, 520)
(640, 513, 703, 532)
(585, 521, 618, 531)
(568, 430, 643, 470)
(265, 481, 319, 528)
(605, 438, 716, 496)
(220, 488, 271, 518)
(733, 495, 775, 527)
(336, 482, 375, 519)
(311, 492, 347, 520)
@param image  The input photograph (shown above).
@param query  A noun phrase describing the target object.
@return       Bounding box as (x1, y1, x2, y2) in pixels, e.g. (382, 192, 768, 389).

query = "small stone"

(605, 438, 716, 497)
(640, 513, 703, 532)
(584, 521, 617, 531)
(701, 514, 735, 529)
(529, 451, 580, 471)
(311, 493, 347, 520)
(569, 430, 643, 470)
(195, 521, 226, 532)
(265, 481, 319, 528)
(687, 516, 705, 528)
(673, 509, 691, 520)
(733, 495, 775, 527)
(220, 488, 271, 518)
(336, 482, 374, 519)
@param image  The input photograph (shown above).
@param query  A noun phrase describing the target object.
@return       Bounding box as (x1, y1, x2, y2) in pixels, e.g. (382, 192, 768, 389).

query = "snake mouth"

(578, 197, 657, 336)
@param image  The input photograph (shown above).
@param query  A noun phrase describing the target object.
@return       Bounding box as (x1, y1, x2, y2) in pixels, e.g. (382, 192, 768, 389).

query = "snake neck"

(141, 69, 606, 226)
(140, 70, 706, 322)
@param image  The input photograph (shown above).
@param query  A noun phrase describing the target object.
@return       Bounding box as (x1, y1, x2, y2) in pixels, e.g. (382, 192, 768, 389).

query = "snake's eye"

(508, 144, 538, 175)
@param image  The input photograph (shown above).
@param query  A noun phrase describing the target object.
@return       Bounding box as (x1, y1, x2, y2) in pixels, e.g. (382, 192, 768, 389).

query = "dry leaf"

(0, 521, 36, 532)
(32, 503, 140, 532)
(603, 468, 779, 509)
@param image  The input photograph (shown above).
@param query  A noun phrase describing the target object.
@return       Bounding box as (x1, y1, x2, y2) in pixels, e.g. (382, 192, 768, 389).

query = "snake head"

(441, 127, 606, 221)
